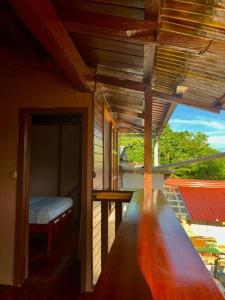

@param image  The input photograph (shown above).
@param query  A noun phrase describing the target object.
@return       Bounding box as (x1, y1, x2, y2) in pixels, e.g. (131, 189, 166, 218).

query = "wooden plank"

(159, 30, 225, 55)
(155, 103, 176, 139)
(63, 11, 157, 38)
(93, 190, 224, 299)
(152, 90, 220, 113)
(9, 0, 94, 92)
(117, 119, 144, 131)
(93, 190, 133, 201)
(143, 43, 156, 83)
(70, 34, 144, 56)
(97, 75, 220, 113)
(111, 106, 144, 119)
(87, 0, 144, 8)
(138, 190, 224, 300)
(145, 0, 161, 21)
(77, 46, 144, 67)
(65, 24, 154, 45)
(96, 75, 147, 92)
(68, 0, 145, 19)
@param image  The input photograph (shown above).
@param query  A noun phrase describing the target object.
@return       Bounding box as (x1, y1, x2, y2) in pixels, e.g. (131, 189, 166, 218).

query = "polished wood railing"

(92, 190, 224, 300)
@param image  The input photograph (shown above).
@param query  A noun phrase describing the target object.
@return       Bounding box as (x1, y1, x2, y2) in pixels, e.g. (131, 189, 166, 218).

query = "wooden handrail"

(92, 190, 224, 300)
(93, 190, 133, 202)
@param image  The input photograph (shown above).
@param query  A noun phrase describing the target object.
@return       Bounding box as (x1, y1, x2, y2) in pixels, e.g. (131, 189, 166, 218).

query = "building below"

(165, 178, 225, 294)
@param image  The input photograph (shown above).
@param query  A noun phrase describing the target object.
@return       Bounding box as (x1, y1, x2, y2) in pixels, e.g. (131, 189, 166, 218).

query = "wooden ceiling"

(2, 0, 225, 136)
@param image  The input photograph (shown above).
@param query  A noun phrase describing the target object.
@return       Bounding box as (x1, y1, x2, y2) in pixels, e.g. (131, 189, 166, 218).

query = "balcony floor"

(0, 227, 91, 300)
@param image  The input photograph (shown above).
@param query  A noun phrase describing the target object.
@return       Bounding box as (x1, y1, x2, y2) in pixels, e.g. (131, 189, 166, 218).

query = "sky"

(169, 105, 225, 152)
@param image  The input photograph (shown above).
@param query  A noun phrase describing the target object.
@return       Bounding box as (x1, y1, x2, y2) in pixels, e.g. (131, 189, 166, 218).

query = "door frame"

(14, 107, 91, 288)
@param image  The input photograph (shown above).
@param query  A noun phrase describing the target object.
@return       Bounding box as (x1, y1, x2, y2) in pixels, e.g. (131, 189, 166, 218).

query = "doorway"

(14, 108, 89, 292)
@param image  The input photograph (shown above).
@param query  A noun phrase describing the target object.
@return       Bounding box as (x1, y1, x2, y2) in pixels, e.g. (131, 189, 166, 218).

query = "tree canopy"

(120, 126, 225, 180)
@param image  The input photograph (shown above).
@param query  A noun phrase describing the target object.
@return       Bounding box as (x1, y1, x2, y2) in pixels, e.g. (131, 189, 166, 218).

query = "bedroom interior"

(28, 113, 82, 274)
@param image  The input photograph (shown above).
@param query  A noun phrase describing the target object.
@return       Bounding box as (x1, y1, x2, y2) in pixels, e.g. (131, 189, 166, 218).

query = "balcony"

(91, 189, 224, 300)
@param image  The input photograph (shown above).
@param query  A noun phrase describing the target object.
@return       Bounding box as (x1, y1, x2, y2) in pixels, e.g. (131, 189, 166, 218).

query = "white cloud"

(208, 136, 225, 144)
(207, 136, 225, 151)
(170, 119, 225, 130)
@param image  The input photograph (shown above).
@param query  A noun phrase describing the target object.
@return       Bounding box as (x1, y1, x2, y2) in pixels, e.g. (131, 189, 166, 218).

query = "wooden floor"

(0, 228, 92, 300)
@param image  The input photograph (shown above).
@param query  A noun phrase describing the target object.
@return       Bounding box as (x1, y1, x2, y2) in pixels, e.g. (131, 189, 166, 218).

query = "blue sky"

(169, 105, 225, 152)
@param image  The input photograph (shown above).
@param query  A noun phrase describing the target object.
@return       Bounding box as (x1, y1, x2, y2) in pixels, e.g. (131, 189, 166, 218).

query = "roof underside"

(2, 0, 225, 135)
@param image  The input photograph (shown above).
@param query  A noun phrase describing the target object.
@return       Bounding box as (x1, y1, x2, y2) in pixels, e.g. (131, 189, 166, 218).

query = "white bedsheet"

(29, 196, 73, 224)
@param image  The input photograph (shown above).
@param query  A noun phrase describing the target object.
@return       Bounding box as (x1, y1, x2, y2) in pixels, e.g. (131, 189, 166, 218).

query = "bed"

(29, 196, 74, 252)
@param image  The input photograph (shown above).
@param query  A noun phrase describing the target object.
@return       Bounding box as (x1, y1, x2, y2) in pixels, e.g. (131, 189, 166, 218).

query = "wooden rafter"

(118, 119, 144, 131)
(96, 75, 147, 92)
(111, 106, 144, 119)
(145, 0, 161, 21)
(9, 0, 94, 92)
(62, 11, 157, 39)
(97, 74, 220, 113)
(159, 31, 225, 55)
(153, 90, 220, 113)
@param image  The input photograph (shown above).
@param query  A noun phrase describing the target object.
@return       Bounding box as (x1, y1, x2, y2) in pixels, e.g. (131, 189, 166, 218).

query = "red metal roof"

(165, 178, 225, 189)
(179, 187, 225, 223)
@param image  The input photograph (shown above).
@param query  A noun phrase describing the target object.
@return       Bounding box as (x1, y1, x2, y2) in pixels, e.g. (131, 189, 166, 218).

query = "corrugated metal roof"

(179, 187, 225, 222)
(166, 178, 225, 188)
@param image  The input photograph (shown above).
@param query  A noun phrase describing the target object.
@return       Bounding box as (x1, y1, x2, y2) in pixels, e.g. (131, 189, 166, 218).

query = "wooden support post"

(101, 201, 108, 269)
(144, 89, 153, 204)
(154, 140, 159, 167)
(115, 202, 123, 232)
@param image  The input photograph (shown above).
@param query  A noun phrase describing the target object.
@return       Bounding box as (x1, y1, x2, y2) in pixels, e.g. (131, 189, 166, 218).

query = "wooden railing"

(92, 190, 133, 283)
(92, 190, 224, 300)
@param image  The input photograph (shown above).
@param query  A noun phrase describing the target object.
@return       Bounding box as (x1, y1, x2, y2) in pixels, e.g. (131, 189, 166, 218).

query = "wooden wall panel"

(30, 125, 60, 196)
(93, 95, 104, 190)
(93, 94, 104, 284)
(0, 49, 93, 288)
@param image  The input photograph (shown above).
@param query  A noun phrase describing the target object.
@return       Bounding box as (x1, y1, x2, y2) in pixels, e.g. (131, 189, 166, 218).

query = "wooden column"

(144, 89, 153, 204)
(154, 140, 159, 167)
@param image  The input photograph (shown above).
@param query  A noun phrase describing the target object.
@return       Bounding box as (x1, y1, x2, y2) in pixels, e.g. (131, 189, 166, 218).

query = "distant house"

(119, 146, 171, 190)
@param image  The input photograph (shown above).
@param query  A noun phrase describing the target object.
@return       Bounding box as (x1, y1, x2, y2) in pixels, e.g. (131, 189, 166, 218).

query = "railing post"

(144, 89, 153, 202)
(115, 202, 123, 232)
(101, 201, 108, 268)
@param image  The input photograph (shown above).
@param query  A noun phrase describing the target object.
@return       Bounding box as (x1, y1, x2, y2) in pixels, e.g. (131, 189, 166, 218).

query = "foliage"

(120, 134, 144, 163)
(120, 126, 225, 180)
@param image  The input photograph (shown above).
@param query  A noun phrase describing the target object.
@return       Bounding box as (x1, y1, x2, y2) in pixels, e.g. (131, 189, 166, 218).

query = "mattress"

(29, 196, 73, 224)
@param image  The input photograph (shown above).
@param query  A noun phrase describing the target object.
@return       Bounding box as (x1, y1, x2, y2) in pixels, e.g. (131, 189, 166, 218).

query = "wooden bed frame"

(29, 206, 74, 252)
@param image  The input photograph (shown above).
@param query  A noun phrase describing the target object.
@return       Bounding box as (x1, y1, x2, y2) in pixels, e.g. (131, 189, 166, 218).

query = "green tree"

(120, 134, 144, 163)
(120, 126, 225, 180)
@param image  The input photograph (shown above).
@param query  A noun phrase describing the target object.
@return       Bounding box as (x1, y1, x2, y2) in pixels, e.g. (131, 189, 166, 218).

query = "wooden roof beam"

(153, 90, 220, 113)
(159, 31, 225, 55)
(62, 11, 157, 40)
(118, 120, 144, 131)
(97, 74, 220, 113)
(96, 75, 147, 92)
(112, 106, 144, 119)
(9, 0, 94, 92)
